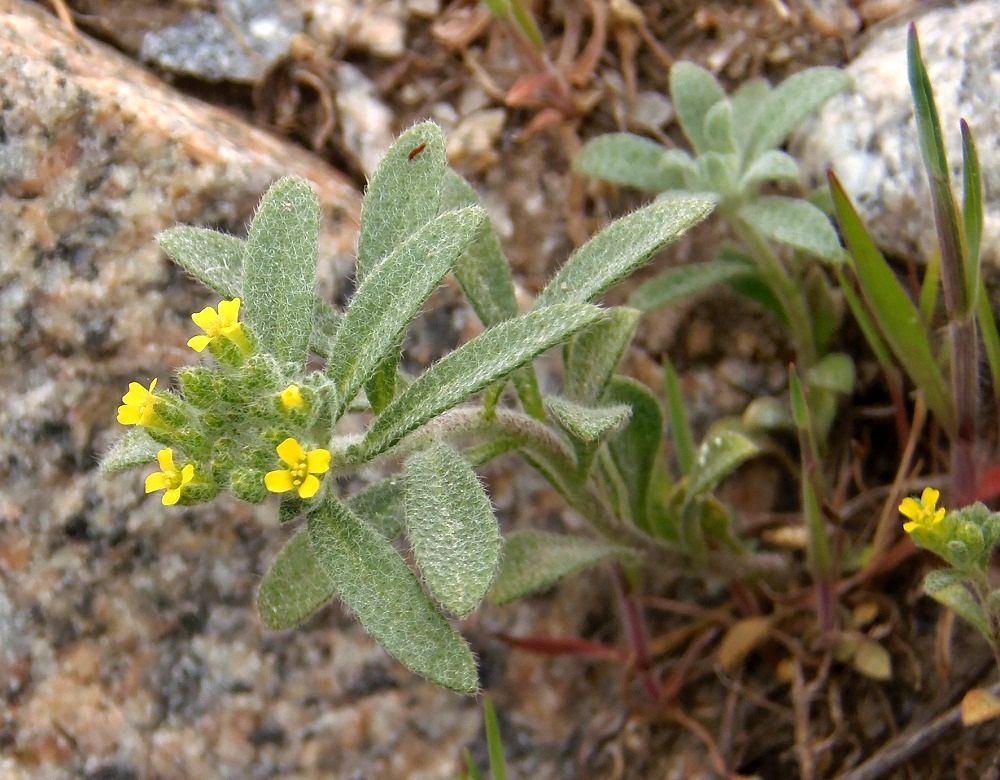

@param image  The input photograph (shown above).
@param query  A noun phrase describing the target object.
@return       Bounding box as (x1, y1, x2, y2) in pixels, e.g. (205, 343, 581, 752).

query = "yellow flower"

(280, 384, 305, 410)
(145, 448, 195, 506)
(900, 487, 946, 533)
(117, 378, 161, 427)
(264, 438, 331, 499)
(188, 298, 250, 354)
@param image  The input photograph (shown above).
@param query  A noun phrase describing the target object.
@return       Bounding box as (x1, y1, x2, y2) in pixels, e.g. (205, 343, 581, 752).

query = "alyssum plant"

(102, 122, 715, 693)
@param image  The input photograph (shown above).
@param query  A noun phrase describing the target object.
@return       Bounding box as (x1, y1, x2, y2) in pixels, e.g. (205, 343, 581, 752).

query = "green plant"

(462, 696, 507, 780)
(101, 121, 715, 693)
(830, 25, 997, 508)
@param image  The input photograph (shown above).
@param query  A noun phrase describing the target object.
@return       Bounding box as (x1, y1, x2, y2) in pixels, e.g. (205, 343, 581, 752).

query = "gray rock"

(139, 0, 302, 82)
(793, 0, 1000, 266)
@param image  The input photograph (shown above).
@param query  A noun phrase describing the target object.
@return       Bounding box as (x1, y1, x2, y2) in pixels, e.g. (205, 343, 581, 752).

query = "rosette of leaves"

(102, 122, 716, 693)
(574, 62, 851, 381)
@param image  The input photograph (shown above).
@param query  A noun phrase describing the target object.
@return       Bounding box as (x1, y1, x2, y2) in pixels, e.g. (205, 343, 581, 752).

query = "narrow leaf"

(806, 352, 855, 395)
(628, 258, 749, 313)
(564, 307, 639, 403)
(746, 67, 850, 160)
(308, 498, 479, 693)
(243, 177, 320, 365)
(545, 397, 630, 446)
(687, 428, 760, 498)
(406, 442, 501, 618)
(359, 304, 605, 458)
(100, 428, 162, 475)
(536, 195, 715, 307)
(729, 78, 771, 152)
(157, 226, 243, 299)
(489, 530, 634, 605)
(738, 196, 844, 264)
(961, 120, 983, 309)
(670, 61, 726, 154)
(326, 207, 485, 419)
(602, 376, 663, 529)
(440, 170, 544, 418)
(829, 171, 953, 431)
(357, 122, 447, 282)
(573, 133, 691, 193)
(703, 99, 736, 153)
(484, 696, 507, 780)
(663, 357, 695, 474)
(977, 281, 1000, 409)
(347, 475, 406, 540)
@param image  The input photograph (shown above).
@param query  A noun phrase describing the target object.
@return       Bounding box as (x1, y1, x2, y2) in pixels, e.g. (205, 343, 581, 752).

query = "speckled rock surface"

(0, 2, 502, 777)
(793, 0, 1000, 265)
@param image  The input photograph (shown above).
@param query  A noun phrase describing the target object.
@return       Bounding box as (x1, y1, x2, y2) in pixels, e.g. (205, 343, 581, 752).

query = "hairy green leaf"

(695, 151, 739, 195)
(829, 172, 953, 431)
(536, 196, 715, 307)
(703, 100, 736, 153)
(406, 442, 500, 618)
(739, 150, 800, 192)
(326, 207, 485, 419)
(806, 352, 855, 395)
(686, 428, 760, 498)
(157, 226, 244, 299)
(100, 427, 162, 475)
(745, 67, 850, 160)
(603, 376, 663, 529)
(573, 133, 690, 193)
(308, 498, 478, 693)
(563, 307, 639, 403)
(738, 196, 843, 264)
(670, 61, 726, 154)
(628, 258, 749, 313)
(546, 396, 630, 445)
(489, 530, 634, 605)
(256, 477, 408, 630)
(357, 122, 447, 282)
(243, 177, 320, 365)
(359, 303, 605, 458)
(925, 569, 991, 639)
(729, 78, 771, 152)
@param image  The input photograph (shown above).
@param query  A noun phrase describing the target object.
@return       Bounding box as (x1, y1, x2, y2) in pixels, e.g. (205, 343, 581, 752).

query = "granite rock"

(0, 2, 489, 777)
(793, 0, 1000, 265)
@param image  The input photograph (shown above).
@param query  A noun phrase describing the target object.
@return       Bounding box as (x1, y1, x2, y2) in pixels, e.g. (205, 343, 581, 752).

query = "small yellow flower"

(280, 384, 305, 410)
(145, 448, 195, 506)
(188, 298, 251, 354)
(900, 487, 946, 533)
(264, 438, 331, 499)
(117, 378, 161, 427)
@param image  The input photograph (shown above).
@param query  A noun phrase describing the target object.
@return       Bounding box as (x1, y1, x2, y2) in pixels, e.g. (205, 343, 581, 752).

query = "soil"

(26, 0, 1000, 777)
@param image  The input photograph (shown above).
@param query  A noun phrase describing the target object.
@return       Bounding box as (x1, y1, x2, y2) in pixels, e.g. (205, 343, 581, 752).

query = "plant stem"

(730, 215, 817, 368)
(612, 565, 661, 702)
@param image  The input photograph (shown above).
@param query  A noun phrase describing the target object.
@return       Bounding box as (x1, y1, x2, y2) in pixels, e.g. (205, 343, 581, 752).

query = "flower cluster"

(116, 299, 329, 508)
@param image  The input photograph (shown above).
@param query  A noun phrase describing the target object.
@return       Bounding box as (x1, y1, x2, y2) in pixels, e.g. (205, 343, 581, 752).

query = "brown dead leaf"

(717, 616, 773, 672)
(851, 636, 893, 681)
(961, 688, 1000, 726)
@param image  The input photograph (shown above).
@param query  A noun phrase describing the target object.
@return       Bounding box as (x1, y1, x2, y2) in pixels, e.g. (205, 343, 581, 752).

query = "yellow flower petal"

(180, 464, 195, 486)
(218, 298, 240, 324)
(117, 405, 141, 425)
(265, 470, 295, 493)
(192, 306, 221, 333)
(122, 382, 149, 404)
(921, 487, 940, 509)
(280, 385, 304, 410)
(306, 449, 331, 474)
(157, 448, 175, 472)
(187, 334, 212, 352)
(899, 497, 922, 520)
(162, 487, 182, 506)
(903, 520, 918, 533)
(932, 508, 946, 525)
(276, 438, 306, 467)
(298, 474, 321, 499)
(145, 472, 168, 493)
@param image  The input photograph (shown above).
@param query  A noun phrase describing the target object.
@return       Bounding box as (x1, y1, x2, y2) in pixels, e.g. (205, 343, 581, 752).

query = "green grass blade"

(483, 696, 507, 780)
(663, 357, 695, 475)
(961, 120, 983, 308)
(536, 195, 715, 308)
(359, 304, 604, 458)
(918, 250, 941, 328)
(829, 171, 953, 432)
(976, 281, 1000, 410)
